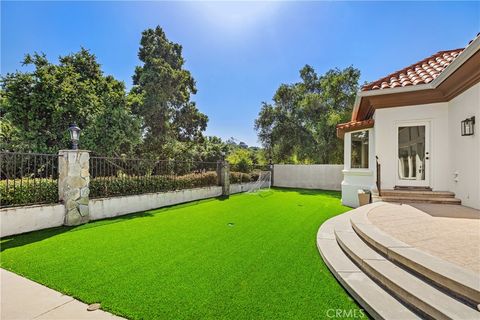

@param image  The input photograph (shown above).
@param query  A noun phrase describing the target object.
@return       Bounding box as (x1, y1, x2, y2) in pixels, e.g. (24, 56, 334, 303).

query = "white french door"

(395, 122, 430, 187)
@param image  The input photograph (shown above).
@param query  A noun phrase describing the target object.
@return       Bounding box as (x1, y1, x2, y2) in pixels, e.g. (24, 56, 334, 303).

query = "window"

(351, 130, 369, 169)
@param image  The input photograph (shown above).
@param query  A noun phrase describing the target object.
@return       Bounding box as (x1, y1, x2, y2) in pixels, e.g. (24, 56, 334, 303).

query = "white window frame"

(344, 128, 374, 173)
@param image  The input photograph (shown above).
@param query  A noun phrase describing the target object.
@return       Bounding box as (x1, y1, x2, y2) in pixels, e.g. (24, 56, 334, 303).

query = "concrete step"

(317, 211, 420, 320)
(379, 196, 461, 205)
(334, 219, 480, 320)
(380, 189, 456, 198)
(350, 204, 480, 308)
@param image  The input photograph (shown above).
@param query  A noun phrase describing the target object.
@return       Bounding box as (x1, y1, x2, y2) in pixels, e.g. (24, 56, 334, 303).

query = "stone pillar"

(58, 150, 90, 226)
(269, 162, 274, 187)
(220, 160, 230, 197)
(216, 161, 222, 186)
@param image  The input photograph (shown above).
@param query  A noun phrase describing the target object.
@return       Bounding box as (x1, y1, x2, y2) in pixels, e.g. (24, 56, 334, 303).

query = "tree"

(227, 148, 253, 173)
(254, 65, 360, 164)
(1, 49, 141, 155)
(130, 26, 208, 157)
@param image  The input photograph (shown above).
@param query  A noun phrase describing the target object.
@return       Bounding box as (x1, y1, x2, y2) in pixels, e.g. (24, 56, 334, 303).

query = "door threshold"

(394, 186, 432, 191)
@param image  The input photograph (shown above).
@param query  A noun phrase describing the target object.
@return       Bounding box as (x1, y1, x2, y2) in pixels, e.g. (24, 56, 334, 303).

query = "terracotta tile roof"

(336, 119, 374, 138)
(361, 49, 464, 91)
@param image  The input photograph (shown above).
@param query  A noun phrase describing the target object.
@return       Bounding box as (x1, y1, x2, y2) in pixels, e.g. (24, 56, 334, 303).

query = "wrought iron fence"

(0, 152, 59, 208)
(89, 156, 220, 198)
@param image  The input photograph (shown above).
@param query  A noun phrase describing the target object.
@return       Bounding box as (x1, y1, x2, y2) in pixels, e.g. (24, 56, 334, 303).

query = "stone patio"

(368, 203, 480, 273)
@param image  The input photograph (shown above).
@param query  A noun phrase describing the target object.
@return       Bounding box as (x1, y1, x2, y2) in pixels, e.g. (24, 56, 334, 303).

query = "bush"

(229, 171, 260, 184)
(0, 179, 58, 207)
(90, 171, 218, 198)
(1, 172, 219, 206)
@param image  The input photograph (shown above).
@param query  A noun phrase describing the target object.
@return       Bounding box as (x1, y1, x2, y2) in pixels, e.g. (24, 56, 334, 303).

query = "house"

(337, 34, 480, 209)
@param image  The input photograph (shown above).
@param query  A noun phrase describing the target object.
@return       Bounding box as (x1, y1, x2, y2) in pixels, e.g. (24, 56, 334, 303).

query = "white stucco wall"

(89, 186, 223, 220)
(374, 102, 450, 191)
(448, 82, 480, 209)
(89, 183, 266, 221)
(0, 204, 65, 238)
(273, 164, 343, 191)
(341, 128, 376, 207)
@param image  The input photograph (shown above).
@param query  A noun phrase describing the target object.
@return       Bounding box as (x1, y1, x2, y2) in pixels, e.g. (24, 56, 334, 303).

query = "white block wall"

(0, 204, 65, 237)
(273, 164, 343, 191)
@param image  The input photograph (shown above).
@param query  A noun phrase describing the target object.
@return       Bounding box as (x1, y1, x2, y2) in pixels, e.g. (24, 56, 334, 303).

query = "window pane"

(351, 131, 369, 169)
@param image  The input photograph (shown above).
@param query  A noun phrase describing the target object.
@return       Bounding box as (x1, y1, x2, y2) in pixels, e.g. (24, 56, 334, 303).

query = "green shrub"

(90, 171, 218, 198)
(0, 179, 58, 207)
(1, 172, 219, 206)
(229, 171, 260, 184)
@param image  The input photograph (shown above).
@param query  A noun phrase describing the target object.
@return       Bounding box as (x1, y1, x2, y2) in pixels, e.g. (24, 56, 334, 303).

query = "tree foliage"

(130, 26, 208, 157)
(255, 65, 360, 164)
(1, 49, 141, 155)
(0, 25, 270, 164)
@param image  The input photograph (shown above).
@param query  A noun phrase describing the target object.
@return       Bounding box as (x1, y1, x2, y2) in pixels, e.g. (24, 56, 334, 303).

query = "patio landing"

(368, 203, 480, 273)
(317, 202, 480, 319)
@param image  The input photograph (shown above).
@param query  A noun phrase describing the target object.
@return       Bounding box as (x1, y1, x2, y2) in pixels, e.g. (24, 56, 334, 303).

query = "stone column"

(58, 150, 90, 226)
(269, 162, 274, 187)
(220, 160, 230, 197)
(216, 160, 222, 186)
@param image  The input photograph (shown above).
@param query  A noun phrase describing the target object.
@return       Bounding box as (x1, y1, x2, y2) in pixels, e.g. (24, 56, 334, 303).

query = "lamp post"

(68, 123, 81, 150)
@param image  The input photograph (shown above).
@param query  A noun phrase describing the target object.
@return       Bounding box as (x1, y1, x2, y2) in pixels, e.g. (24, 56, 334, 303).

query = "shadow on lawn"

(0, 210, 156, 252)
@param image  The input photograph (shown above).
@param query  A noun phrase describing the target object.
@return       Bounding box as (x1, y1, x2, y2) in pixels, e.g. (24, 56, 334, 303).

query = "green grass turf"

(0, 188, 364, 319)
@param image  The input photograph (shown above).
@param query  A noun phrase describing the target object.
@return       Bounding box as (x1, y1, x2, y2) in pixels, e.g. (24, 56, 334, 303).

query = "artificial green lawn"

(1, 188, 362, 319)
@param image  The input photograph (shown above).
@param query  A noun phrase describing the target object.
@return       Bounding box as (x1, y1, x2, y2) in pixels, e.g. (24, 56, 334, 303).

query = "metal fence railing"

(0, 150, 274, 207)
(89, 156, 220, 199)
(0, 152, 59, 208)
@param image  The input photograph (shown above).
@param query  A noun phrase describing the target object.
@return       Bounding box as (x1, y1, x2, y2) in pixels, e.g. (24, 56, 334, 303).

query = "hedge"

(89, 171, 218, 198)
(229, 171, 260, 184)
(0, 179, 58, 207)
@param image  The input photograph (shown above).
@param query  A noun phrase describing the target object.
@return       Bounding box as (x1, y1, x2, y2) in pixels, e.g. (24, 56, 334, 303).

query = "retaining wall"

(89, 186, 223, 220)
(0, 204, 65, 237)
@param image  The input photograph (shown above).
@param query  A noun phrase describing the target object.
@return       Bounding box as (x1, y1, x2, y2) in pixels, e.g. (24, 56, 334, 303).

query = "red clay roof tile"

(336, 119, 375, 138)
(361, 49, 464, 91)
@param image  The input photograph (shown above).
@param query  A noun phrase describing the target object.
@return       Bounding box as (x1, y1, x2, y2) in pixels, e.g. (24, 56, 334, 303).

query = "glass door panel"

(398, 125, 426, 181)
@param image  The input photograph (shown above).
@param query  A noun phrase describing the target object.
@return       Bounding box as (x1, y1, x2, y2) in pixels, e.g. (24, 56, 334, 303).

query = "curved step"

(317, 211, 420, 320)
(334, 218, 480, 320)
(350, 203, 480, 307)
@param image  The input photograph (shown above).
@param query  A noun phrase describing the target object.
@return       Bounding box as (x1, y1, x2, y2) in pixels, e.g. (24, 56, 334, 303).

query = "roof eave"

(352, 35, 480, 122)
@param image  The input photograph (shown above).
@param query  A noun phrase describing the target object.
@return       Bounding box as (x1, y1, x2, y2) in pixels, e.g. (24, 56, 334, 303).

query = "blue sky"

(2, 1, 479, 146)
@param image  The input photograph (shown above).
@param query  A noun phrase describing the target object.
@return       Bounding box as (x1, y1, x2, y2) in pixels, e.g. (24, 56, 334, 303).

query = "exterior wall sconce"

(461, 116, 475, 136)
(68, 123, 81, 150)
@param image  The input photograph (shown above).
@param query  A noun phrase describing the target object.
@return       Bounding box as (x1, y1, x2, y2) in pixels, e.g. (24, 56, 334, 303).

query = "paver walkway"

(0, 268, 123, 320)
(368, 203, 480, 273)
